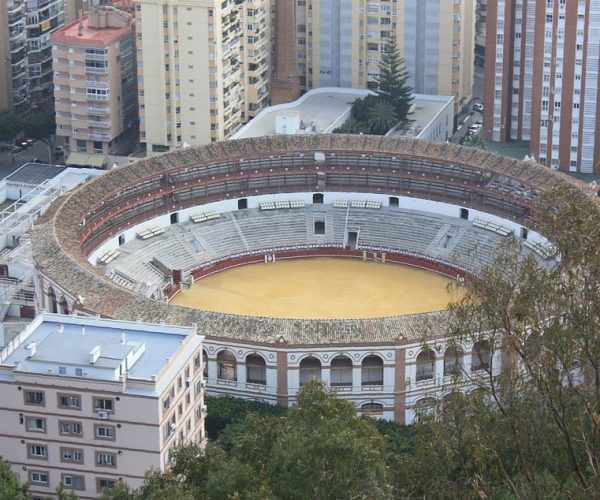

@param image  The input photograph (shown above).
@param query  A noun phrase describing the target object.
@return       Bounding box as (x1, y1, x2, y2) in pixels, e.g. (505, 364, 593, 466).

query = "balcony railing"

(86, 80, 109, 89)
(88, 106, 110, 115)
(89, 120, 111, 129)
(89, 132, 111, 141)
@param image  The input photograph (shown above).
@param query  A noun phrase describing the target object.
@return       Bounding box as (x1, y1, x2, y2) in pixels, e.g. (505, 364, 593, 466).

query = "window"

(217, 350, 237, 381)
(416, 349, 436, 381)
(96, 452, 116, 467)
(59, 420, 83, 437)
(299, 357, 321, 385)
(246, 354, 266, 385)
(61, 447, 84, 464)
(361, 355, 384, 385)
(472, 340, 491, 371)
(29, 471, 49, 485)
(58, 393, 81, 410)
(97, 478, 116, 492)
(330, 355, 353, 386)
(62, 474, 85, 491)
(93, 398, 114, 412)
(24, 390, 44, 406)
(95, 425, 115, 440)
(26, 417, 46, 432)
(28, 444, 47, 459)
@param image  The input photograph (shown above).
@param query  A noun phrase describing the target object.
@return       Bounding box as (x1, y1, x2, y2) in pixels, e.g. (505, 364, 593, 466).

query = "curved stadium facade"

(31, 134, 589, 422)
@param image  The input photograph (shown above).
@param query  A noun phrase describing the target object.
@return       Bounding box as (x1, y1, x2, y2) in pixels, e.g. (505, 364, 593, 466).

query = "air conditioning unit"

(201, 380, 207, 389)
(202, 405, 207, 414)
(97, 410, 109, 420)
(169, 422, 176, 430)
(185, 378, 191, 388)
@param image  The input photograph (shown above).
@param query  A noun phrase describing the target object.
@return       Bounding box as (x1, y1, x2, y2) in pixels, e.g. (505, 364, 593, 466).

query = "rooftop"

(5, 163, 66, 185)
(0, 314, 197, 382)
(232, 88, 369, 139)
(51, 8, 132, 47)
(232, 87, 454, 140)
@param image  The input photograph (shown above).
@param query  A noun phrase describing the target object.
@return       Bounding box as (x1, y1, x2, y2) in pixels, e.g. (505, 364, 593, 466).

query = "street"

(0, 140, 58, 179)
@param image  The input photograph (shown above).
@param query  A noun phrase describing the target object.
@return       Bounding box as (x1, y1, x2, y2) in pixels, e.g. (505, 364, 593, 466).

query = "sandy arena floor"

(170, 257, 464, 319)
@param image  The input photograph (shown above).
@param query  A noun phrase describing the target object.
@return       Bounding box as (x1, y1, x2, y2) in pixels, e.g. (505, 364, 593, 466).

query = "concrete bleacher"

(103, 203, 548, 290)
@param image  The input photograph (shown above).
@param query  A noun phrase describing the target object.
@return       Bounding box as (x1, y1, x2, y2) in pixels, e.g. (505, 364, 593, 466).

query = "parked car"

(473, 103, 484, 112)
(468, 124, 482, 133)
(16, 137, 34, 148)
(54, 145, 65, 156)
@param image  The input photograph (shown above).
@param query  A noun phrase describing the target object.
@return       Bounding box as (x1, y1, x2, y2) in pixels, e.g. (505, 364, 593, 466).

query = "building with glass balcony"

(51, 5, 137, 157)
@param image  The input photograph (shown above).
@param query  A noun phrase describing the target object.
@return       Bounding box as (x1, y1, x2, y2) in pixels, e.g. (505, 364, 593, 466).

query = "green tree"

(375, 37, 413, 121)
(266, 382, 389, 499)
(20, 111, 56, 161)
(55, 482, 79, 499)
(0, 459, 29, 499)
(463, 133, 486, 149)
(396, 185, 600, 498)
(366, 99, 398, 135)
(0, 112, 20, 142)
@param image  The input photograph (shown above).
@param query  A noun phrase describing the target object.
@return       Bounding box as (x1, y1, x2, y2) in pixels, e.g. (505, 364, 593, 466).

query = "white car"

(473, 103, 484, 112)
(468, 124, 482, 133)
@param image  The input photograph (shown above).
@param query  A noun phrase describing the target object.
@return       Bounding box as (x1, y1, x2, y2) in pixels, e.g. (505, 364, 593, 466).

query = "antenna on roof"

(78, 9, 84, 36)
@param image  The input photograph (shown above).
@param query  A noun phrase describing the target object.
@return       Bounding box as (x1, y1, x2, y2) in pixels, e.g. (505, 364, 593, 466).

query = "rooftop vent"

(89, 345, 101, 364)
(25, 343, 36, 358)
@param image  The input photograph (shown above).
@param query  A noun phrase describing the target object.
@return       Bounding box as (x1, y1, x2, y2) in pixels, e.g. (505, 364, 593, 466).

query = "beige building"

(0, 313, 205, 498)
(51, 6, 137, 156)
(135, 0, 271, 154)
(292, 0, 475, 113)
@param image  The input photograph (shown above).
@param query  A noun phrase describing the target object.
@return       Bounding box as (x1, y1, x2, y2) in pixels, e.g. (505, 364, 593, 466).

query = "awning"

(66, 152, 107, 168)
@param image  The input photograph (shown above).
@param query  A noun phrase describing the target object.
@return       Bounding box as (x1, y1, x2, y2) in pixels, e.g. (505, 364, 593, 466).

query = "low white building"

(0, 313, 205, 498)
(232, 87, 454, 142)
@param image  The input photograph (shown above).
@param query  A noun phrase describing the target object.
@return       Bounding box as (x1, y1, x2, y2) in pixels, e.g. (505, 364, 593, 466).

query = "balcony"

(85, 66, 109, 75)
(88, 120, 111, 129)
(86, 80, 109, 89)
(89, 132, 111, 141)
(88, 106, 110, 115)
(86, 92, 109, 101)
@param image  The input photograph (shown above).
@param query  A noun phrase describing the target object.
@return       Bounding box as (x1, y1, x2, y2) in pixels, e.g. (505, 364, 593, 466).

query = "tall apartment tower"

(0, 0, 30, 114)
(294, 0, 475, 112)
(485, 0, 600, 173)
(51, 5, 137, 155)
(135, 0, 271, 154)
(26, 0, 67, 107)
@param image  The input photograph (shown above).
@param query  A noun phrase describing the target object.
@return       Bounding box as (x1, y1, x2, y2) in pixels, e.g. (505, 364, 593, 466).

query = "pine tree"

(376, 37, 413, 122)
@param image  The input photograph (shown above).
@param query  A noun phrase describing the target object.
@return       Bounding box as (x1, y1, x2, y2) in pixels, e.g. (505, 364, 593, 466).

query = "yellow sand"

(171, 257, 464, 319)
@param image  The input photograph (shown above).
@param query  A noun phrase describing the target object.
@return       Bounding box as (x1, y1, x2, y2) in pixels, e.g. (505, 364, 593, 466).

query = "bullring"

(31, 134, 587, 422)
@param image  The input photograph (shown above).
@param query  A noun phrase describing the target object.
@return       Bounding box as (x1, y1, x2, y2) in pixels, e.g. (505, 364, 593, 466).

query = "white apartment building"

(0, 314, 205, 498)
(135, 0, 271, 154)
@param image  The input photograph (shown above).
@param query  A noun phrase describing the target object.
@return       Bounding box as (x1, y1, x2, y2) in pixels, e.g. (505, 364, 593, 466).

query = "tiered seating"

(137, 227, 166, 240)
(97, 249, 119, 265)
(523, 240, 557, 260)
(472, 218, 513, 236)
(190, 211, 220, 223)
(333, 200, 348, 208)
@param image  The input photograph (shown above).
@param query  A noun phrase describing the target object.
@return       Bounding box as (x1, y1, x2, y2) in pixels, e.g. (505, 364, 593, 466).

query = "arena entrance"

(346, 230, 359, 250)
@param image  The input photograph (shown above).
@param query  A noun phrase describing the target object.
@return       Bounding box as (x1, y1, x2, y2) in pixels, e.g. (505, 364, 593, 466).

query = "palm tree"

(367, 100, 398, 135)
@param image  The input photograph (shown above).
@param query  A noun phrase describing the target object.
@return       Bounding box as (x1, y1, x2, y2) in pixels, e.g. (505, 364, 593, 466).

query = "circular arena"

(31, 135, 590, 422)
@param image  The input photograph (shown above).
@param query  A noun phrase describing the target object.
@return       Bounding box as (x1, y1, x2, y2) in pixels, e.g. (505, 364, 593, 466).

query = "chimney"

(89, 345, 101, 364)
